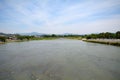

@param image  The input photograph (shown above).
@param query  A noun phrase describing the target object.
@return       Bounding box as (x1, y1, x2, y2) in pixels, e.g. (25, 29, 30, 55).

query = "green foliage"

(0, 36, 6, 42)
(83, 31, 120, 39)
(42, 34, 58, 37)
(116, 31, 120, 39)
(16, 35, 35, 40)
(86, 36, 91, 39)
(51, 34, 57, 37)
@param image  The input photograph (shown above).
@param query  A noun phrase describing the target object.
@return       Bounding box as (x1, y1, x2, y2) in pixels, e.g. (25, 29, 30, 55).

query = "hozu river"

(0, 39, 120, 80)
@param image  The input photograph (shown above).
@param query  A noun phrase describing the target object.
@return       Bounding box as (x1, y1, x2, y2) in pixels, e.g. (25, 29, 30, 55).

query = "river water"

(0, 39, 120, 80)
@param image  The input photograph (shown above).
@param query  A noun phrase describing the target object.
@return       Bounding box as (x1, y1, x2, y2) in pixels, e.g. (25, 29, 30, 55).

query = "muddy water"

(0, 39, 120, 80)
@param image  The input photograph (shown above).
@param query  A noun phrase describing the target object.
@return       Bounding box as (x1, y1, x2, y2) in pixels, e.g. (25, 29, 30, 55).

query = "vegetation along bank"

(0, 31, 120, 46)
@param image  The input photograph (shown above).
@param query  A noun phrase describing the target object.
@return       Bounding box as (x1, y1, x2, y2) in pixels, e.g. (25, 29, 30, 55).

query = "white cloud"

(0, 0, 120, 33)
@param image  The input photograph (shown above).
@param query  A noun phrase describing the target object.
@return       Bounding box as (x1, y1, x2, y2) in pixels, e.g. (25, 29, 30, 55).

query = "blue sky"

(0, 0, 120, 34)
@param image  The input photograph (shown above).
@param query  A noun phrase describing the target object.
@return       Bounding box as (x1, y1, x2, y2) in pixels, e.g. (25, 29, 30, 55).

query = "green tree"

(116, 31, 120, 39)
(51, 34, 57, 37)
(0, 36, 6, 42)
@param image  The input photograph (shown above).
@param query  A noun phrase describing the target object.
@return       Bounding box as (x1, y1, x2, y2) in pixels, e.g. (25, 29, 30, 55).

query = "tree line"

(0, 31, 120, 42)
(83, 31, 120, 39)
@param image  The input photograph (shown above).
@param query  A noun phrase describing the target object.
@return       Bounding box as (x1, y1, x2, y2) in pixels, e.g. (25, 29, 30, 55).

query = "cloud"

(0, 0, 120, 33)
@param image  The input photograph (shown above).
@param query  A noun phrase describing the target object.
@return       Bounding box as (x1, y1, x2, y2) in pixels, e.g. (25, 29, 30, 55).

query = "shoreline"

(0, 42, 5, 44)
(83, 39, 120, 46)
(1, 38, 120, 46)
(0, 37, 59, 44)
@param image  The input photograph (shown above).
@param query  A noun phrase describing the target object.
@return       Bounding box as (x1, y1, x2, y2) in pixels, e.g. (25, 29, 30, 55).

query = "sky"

(0, 0, 120, 34)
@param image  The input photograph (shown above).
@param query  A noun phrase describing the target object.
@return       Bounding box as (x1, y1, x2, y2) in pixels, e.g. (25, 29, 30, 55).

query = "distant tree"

(86, 35, 91, 39)
(90, 34, 98, 39)
(51, 34, 57, 37)
(25, 36, 30, 40)
(82, 31, 120, 39)
(104, 32, 111, 39)
(98, 33, 105, 38)
(0, 36, 6, 42)
(116, 31, 120, 39)
(16, 35, 26, 40)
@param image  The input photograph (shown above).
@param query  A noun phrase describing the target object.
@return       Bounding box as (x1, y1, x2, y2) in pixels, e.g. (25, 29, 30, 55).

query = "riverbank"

(1, 38, 120, 46)
(0, 37, 59, 44)
(83, 39, 120, 46)
(0, 42, 5, 44)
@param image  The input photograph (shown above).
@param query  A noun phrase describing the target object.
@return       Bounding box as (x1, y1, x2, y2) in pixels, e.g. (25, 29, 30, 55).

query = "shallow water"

(0, 39, 120, 80)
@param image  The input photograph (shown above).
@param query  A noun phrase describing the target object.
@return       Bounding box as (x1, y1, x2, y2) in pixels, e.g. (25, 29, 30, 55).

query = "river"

(0, 39, 120, 80)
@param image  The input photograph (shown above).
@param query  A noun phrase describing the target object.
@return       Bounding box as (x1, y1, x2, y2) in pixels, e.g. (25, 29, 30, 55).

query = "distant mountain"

(0, 32, 81, 36)
(0, 32, 6, 35)
(18, 32, 46, 36)
(62, 33, 80, 35)
(0, 32, 13, 36)
(63, 33, 74, 35)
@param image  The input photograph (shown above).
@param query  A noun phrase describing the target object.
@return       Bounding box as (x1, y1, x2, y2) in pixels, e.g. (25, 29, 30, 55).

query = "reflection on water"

(0, 39, 120, 80)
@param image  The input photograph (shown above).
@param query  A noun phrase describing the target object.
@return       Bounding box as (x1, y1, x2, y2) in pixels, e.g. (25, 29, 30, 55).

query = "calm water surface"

(0, 39, 120, 80)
